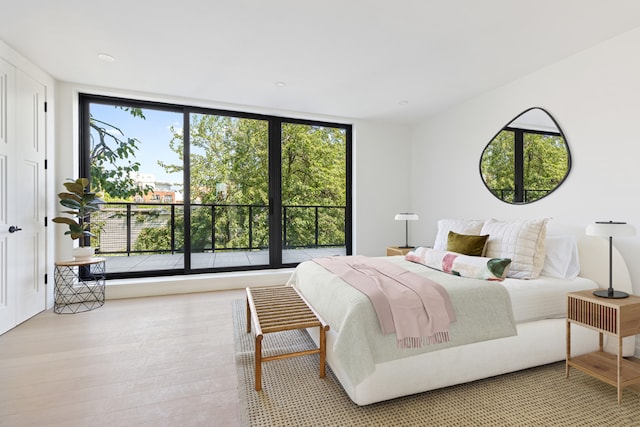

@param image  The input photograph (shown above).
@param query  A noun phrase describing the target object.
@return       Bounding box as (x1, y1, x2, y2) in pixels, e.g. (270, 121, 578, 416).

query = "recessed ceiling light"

(398, 100, 409, 106)
(275, 81, 286, 87)
(97, 53, 115, 62)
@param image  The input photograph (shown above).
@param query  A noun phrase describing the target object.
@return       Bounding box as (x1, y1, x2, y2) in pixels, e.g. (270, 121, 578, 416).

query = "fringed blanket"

(313, 256, 456, 348)
(289, 256, 517, 386)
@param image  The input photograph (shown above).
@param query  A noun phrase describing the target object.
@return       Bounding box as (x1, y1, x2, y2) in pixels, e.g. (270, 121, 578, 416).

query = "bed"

(288, 219, 636, 406)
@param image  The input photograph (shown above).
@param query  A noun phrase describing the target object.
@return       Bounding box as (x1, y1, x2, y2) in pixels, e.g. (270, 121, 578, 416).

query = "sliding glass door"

(281, 122, 347, 264)
(86, 100, 184, 274)
(187, 113, 270, 269)
(80, 94, 351, 279)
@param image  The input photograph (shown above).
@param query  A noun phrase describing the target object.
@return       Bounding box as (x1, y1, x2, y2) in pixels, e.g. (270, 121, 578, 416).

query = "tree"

(481, 129, 568, 203)
(137, 114, 347, 252)
(281, 123, 346, 246)
(89, 106, 152, 198)
(480, 130, 515, 202)
(523, 133, 569, 202)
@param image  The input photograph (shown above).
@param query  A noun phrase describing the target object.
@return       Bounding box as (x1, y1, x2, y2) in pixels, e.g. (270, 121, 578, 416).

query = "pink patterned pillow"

(406, 247, 511, 281)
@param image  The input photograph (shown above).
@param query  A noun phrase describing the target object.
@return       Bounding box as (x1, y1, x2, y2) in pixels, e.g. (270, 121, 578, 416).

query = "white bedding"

(503, 275, 597, 323)
(295, 235, 636, 405)
(296, 260, 604, 405)
(290, 257, 518, 386)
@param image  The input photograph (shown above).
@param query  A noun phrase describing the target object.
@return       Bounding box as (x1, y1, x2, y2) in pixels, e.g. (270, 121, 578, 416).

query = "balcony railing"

(92, 202, 346, 256)
(490, 188, 552, 203)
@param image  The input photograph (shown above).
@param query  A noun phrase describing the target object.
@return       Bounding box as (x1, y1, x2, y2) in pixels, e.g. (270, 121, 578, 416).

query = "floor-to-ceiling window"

(186, 112, 270, 270)
(281, 122, 348, 264)
(79, 94, 351, 279)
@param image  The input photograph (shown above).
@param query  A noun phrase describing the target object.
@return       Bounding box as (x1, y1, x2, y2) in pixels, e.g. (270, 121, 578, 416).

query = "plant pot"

(72, 247, 95, 261)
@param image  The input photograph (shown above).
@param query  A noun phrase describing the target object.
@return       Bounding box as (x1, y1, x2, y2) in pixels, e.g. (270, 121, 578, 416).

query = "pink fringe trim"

(397, 331, 450, 349)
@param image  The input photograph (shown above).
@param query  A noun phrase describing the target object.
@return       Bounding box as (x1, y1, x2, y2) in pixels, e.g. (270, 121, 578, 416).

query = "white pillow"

(433, 219, 485, 251)
(481, 218, 548, 279)
(541, 235, 580, 279)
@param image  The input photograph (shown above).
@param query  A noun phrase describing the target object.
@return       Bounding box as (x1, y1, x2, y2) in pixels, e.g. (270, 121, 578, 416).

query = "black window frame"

(503, 126, 565, 203)
(79, 93, 352, 279)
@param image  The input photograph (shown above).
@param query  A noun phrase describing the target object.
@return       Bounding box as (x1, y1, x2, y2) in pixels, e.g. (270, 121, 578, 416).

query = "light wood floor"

(0, 289, 246, 427)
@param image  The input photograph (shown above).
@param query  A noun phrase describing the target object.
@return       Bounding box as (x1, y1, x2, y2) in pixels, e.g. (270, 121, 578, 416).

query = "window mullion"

(183, 108, 192, 272)
(514, 129, 524, 202)
(268, 119, 282, 267)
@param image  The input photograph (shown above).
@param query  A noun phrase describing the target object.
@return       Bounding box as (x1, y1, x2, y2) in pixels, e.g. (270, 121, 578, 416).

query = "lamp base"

(398, 246, 414, 249)
(593, 289, 629, 299)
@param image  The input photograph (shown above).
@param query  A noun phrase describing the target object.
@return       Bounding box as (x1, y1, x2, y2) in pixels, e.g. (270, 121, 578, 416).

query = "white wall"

(410, 27, 640, 295)
(353, 121, 412, 255)
(54, 82, 410, 296)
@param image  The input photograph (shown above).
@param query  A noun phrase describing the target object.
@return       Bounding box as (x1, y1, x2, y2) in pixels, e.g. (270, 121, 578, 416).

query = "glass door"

(281, 122, 347, 264)
(188, 113, 270, 269)
(82, 95, 351, 278)
(88, 102, 184, 274)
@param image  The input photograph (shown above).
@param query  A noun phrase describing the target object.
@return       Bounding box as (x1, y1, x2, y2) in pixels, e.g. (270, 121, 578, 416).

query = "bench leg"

(319, 326, 327, 378)
(246, 297, 251, 333)
(255, 334, 263, 391)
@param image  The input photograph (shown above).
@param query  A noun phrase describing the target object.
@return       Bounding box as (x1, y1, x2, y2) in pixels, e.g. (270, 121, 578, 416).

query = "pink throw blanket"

(313, 256, 456, 348)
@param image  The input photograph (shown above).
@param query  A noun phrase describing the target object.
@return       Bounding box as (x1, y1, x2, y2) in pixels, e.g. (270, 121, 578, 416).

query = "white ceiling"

(2, 0, 640, 123)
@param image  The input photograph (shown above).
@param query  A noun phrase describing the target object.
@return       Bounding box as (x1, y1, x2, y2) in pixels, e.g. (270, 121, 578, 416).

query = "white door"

(15, 69, 46, 324)
(0, 60, 47, 335)
(0, 58, 17, 334)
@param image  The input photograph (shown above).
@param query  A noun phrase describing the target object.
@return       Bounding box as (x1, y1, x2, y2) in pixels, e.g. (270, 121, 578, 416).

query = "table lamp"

(585, 221, 635, 298)
(395, 213, 419, 248)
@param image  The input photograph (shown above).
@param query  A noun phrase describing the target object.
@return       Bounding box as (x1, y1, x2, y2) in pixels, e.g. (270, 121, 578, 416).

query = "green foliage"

(134, 226, 173, 253)
(281, 124, 346, 246)
(481, 130, 569, 203)
(143, 115, 347, 252)
(132, 206, 184, 253)
(89, 106, 152, 199)
(52, 178, 104, 246)
(282, 123, 346, 206)
(481, 130, 515, 202)
(523, 134, 569, 201)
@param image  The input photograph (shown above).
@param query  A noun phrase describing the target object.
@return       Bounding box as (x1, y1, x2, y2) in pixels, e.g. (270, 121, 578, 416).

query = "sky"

(90, 104, 184, 185)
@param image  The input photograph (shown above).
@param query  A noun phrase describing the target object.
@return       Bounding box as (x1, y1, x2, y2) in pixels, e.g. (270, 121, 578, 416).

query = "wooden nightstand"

(386, 246, 414, 256)
(566, 290, 640, 404)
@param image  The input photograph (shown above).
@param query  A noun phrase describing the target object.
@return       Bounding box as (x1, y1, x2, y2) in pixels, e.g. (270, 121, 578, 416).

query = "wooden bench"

(246, 286, 330, 391)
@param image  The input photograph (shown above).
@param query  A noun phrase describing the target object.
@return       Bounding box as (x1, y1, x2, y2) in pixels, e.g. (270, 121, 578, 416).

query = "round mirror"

(480, 107, 571, 204)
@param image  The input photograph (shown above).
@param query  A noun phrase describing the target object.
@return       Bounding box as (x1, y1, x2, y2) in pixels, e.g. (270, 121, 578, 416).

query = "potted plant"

(52, 178, 104, 261)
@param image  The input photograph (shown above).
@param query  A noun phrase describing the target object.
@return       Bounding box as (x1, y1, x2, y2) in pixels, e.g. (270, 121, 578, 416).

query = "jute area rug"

(233, 300, 640, 426)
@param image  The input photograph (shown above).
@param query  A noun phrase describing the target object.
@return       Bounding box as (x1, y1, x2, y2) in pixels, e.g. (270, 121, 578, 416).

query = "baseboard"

(104, 268, 295, 299)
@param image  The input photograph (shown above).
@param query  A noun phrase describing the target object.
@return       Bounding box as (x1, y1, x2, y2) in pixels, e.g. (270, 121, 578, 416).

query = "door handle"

(8, 225, 22, 233)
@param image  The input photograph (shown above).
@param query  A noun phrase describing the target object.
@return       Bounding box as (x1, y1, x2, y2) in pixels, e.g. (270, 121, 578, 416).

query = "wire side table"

(54, 258, 106, 314)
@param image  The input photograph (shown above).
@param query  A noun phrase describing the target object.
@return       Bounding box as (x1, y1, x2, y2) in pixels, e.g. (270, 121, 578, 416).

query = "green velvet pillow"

(446, 231, 489, 256)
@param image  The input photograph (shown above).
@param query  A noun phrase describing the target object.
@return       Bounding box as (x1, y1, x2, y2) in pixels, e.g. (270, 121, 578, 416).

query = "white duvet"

(502, 275, 597, 323)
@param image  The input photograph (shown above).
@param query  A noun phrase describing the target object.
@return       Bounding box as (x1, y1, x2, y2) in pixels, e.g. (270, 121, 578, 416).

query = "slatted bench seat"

(245, 285, 330, 391)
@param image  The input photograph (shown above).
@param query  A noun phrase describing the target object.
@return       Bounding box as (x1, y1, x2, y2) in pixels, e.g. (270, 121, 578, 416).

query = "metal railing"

(490, 188, 552, 203)
(92, 202, 346, 256)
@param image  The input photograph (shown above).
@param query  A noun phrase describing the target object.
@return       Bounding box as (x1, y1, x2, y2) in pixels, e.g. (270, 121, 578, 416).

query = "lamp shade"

(395, 213, 419, 221)
(585, 221, 635, 238)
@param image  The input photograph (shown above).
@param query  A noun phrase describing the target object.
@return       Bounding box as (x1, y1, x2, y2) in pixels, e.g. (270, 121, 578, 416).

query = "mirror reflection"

(480, 107, 571, 204)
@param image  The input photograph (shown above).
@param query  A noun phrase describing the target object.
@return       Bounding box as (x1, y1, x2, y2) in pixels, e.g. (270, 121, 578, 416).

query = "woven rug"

(233, 300, 640, 426)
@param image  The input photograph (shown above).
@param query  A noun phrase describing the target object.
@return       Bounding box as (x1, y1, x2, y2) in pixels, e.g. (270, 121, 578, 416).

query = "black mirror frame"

(479, 107, 572, 205)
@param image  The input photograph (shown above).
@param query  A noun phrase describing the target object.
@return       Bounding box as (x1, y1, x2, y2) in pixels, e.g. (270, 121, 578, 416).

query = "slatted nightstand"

(566, 290, 640, 404)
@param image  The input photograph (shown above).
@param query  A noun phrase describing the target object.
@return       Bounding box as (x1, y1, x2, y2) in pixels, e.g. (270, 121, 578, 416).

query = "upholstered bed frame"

(302, 235, 635, 406)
